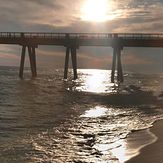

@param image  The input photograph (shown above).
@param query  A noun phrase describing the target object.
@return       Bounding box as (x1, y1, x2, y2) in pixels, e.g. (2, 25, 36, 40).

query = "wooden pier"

(1, 32, 163, 82)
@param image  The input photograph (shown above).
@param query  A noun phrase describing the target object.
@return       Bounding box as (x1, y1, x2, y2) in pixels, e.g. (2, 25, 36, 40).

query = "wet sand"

(126, 119, 163, 163)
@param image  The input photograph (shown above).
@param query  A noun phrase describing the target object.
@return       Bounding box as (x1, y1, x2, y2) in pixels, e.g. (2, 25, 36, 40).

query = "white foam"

(111, 129, 157, 163)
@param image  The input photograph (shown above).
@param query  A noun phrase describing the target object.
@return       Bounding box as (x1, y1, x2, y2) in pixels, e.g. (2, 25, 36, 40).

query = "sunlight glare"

(81, 0, 113, 22)
(75, 69, 116, 93)
(81, 106, 108, 118)
(111, 140, 127, 163)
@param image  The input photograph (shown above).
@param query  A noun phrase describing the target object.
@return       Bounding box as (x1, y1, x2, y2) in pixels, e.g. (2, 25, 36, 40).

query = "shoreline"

(111, 126, 157, 163)
(125, 119, 163, 163)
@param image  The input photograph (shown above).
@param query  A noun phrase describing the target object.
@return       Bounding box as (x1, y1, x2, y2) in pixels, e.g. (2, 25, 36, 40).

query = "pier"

(1, 32, 163, 82)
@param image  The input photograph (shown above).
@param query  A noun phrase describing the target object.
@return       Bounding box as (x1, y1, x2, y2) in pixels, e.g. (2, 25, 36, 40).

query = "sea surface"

(0, 66, 163, 163)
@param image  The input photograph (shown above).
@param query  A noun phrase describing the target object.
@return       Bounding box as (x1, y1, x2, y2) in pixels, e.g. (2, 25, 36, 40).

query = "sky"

(0, 0, 163, 73)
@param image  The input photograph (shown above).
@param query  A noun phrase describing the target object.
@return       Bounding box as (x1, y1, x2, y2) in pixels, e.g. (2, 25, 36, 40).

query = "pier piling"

(117, 48, 123, 83)
(64, 47, 70, 79)
(111, 48, 117, 83)
(31, 47, 37, 77)
(64, 46, 78, 80)
(19, 45, 26, 78)
(28, 46, 36, 78)
(71, 47, 78, 80)
(111, 47, 123, 83)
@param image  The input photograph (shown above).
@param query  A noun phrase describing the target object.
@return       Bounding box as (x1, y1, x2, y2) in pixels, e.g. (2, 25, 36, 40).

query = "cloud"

(0, 0, 163, 72)
(1, 0, 163, 32)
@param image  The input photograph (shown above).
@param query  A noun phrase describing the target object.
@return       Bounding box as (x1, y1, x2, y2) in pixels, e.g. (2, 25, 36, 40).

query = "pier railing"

(1, 32, 163, 40)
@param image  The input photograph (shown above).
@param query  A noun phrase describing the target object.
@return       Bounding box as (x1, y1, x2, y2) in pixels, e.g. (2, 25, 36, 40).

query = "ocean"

(0, 67, 163, 163)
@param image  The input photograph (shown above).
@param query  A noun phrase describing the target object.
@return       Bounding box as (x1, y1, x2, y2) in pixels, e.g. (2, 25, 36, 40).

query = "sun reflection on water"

(111, 139, 128, 163)
(81, 106, 108, 118)
(75, 69, 117, 93)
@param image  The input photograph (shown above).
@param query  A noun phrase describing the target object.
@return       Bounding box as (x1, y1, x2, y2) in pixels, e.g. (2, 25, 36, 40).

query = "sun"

(81, 0, 112, 22)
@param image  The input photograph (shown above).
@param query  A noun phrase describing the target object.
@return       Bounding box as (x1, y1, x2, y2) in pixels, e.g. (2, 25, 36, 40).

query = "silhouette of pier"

(1, 32, 163, 82)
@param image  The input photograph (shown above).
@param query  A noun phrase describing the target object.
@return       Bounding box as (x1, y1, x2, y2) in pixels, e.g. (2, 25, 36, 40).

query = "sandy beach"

(126, 119, 163, 163)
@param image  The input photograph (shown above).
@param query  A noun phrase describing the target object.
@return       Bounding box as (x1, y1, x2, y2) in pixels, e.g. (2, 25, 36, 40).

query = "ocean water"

(0, 67, 163, 163)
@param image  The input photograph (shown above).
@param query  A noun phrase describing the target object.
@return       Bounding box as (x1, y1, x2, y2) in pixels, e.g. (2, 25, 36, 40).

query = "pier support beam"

(111, 47, 123, 83)
(64, 47, 70, 79)
(28, 46, 37, 78)
(111, 48, 117, 83)
(64, 46, 78, 80)
(31, 47, 37, 77)
(19, 46, 26, 78)
(19, 45, 37, 79)
(117, 48, 123, 83)
(71, 47, 78, 80)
